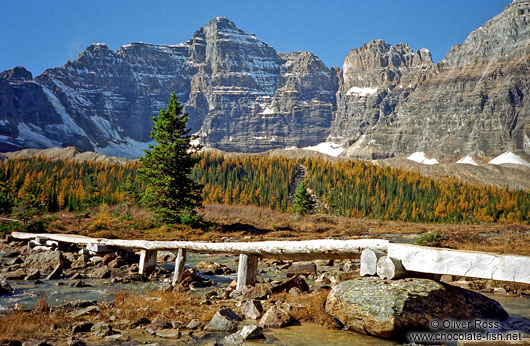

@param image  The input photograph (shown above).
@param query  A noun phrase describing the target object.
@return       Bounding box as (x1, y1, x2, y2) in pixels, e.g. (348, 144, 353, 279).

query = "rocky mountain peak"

(0, 8, 528, 161)
(0, 66, 33, 82)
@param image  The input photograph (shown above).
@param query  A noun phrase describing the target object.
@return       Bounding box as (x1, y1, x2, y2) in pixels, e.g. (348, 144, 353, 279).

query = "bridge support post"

(172, 248, 187, 286)
(237, 254, 258, 290)
(139, 250, 157, 276)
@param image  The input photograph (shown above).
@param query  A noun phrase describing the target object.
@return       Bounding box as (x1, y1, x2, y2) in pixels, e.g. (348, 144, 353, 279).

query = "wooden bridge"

(10, 232, 530, 287)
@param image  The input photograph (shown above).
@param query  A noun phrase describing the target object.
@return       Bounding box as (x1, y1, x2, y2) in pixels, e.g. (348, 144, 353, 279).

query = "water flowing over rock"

(325, 277, 509, 340)
(0, 3, 528, 160)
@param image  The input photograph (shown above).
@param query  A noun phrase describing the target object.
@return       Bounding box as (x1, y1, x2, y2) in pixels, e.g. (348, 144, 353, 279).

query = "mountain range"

(0, 1, 529, 160)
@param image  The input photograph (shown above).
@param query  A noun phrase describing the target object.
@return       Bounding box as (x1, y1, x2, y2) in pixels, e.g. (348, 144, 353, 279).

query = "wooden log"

(360, 248, 386, 276)
(388, 243, 530, 284)
(376, 256, 408, 280)
(237, 254, 258, 290)
(172, 248, 187, 286)
(139, 250, 157, 276)
(11, 232, 388, 260)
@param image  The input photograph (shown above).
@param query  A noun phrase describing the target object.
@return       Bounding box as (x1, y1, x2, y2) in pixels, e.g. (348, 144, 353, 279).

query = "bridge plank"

(388, 243, 530, 284)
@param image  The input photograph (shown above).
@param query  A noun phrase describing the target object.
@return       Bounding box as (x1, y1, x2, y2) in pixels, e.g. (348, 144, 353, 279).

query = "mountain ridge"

(0, 3, 528, 160)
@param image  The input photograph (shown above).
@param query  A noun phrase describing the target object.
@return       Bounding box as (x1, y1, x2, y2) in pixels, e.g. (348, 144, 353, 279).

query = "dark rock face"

(335, 2, 530, 159)
(325, 278, 508, 340)
(0, 3, 528, 159)
(0, 17, 336, 158)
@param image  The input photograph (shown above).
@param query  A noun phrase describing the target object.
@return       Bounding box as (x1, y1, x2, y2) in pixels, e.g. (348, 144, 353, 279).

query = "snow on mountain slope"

(456, 155, 478, 165)
(303, 142, 345, 157)
(407, 152, 439, 165)
(488, 152, 530, 167)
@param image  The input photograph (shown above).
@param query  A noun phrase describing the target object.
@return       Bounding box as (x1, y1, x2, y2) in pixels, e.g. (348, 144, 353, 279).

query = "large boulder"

(325, 278, 509, 340)
(24, 251, 64, 274)
(204, 308, 242, 332)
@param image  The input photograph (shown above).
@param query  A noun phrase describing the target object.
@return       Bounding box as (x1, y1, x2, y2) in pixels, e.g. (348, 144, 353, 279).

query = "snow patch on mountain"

(407, 152, 439, 165)
(17, 123, 60, 148)
(303, 142, 345, 157)
(488, 152, 530, 167)
(95, 137, 154, 159)
(456, 155, 478, 165)
(346, 86, 378, 97)
(41, 86, 87, 137)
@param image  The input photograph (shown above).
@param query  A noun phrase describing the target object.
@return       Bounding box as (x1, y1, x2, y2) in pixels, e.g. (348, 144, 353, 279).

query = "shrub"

(416, 230, 445, 247)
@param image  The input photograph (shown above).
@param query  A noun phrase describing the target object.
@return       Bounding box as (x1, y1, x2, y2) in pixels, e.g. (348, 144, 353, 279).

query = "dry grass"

(0, 296, 68, 341)
(108, 290, 218, 327)
(271, 290, 340, 329)
(43, 203, 530, 255)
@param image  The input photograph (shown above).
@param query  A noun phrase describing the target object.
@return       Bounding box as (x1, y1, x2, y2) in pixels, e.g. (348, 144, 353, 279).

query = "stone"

(258, 307, 292, 328)
(24, 251, 63, 275)
(45, 263, 63, 280)
(186, 319, 201, 330)
(108, 257, 126, 268)
(271, 275, 309, 294)
(325, 277, 509, 340)
(0, 279, 14, 296)
(22, 341, 52, 346)
(241, 299, 263, 320)
(86, 266, 111, 279)
(289, 287, 302, 296)
(67, 337, 86, 346)
(70, 280, 90, 288)
(171, 320, 184, 329)
(286, 262, 317, 277)
(132, 317, 150, 327)
(150, 315, 171, 329)
(230, 283, 272, 300)
(204, 308, 242, 332)
(239, 324, 265, 340)
(91, 322, 113, 337)
(70, 305, 99, 318)
(104, 334, 125, 342)
(24, 269, 40, 280)
(195, 260, 235, 275)
(70, 255, 89, 269)
(72, 321, 94, 333)
(101, 253, 116, 265)
(155, 329, 181, 338)
(2, 269, 26, 280)
(5, 256, 23, 265)
(221, 325, 264, 345)
(69, 272, 84, 280)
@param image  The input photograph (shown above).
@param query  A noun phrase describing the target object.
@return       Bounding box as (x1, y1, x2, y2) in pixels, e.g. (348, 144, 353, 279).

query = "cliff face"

(336, 1, 530, 159)
(0, 3, 528, 160)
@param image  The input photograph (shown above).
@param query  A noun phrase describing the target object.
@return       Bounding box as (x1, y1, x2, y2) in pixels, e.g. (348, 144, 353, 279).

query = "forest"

(0, 153, 528, 224)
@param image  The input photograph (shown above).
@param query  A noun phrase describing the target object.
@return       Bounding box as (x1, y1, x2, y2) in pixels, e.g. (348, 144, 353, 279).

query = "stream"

(1, 250, 529, 345)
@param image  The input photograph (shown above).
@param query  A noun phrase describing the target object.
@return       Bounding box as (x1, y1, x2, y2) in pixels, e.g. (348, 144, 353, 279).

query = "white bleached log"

(172, 248, 187, 286)
(376, 256, 408, 280)
(11, 232, 388, 260)
(237, 254, 258, 290)
(360, 248, 386, 276)
(388, 243, 530, 284)
(139, 250, 157, 276)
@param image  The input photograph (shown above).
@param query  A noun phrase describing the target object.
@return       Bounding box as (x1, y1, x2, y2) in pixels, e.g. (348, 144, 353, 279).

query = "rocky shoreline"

(1, 237, 529, 345)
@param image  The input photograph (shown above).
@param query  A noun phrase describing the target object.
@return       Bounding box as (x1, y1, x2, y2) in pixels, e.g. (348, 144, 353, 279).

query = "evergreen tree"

(292, 181, 315, 216)
(138, 92, 203, 223)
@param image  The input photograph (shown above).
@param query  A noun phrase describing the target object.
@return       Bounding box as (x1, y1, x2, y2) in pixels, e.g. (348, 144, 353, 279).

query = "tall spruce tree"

(139, 93, 202, 223)
(292, 181, 315, 216)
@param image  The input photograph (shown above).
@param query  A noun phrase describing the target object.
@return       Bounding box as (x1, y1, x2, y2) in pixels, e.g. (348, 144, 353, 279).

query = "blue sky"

(1, 0, 511, 76)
